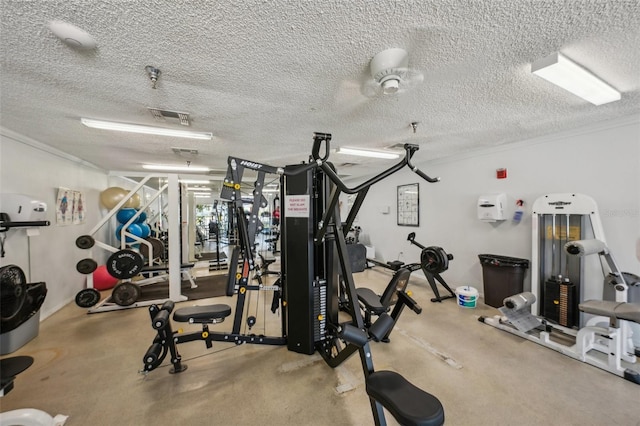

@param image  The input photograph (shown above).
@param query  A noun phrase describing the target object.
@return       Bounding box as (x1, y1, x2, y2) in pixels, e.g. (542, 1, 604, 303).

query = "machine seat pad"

(579, 300, 640, 324)
(173, 304, 232, 323)
(366, 370, 444, 426)
(356, 288, 385, 314)
(1, 356, 34, 383)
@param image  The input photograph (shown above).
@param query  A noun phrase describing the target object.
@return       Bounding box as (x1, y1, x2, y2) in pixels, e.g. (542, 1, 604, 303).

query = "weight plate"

(76, 258, 98, 274)
(111, 282, 141, 306)
(75, 288, 101, 308)
(140, 237, 165, 261)
(421, 247, 449, 274)
(75, 235, 95, 249)
(106, 249, 144, 279)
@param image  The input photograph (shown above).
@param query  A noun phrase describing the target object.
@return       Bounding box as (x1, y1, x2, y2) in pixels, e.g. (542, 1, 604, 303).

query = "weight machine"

(141, 133, 445, 425)
(480, 193, 640, 385)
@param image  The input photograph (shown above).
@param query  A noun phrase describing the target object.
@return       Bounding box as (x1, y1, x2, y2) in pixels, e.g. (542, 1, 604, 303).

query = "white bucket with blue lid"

(455, 286, 479, 308)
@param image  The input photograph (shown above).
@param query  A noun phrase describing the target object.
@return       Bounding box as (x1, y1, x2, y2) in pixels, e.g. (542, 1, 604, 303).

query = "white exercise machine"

(480, 193, 640, 384)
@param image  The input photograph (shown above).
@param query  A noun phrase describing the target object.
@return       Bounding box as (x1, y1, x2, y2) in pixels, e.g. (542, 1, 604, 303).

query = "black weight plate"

(140, 237, 165, 261)
(75, 235, 95, 249)
(76, 258, 98, 274)
(106, 249, 144, 279)
(111, 282, 141, 306)
(421, 247, 449, 274)
(75, 288, 101, 308)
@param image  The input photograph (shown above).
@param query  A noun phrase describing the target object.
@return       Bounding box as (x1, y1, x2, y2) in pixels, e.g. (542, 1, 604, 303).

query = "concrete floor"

(1, 264, 639, 426)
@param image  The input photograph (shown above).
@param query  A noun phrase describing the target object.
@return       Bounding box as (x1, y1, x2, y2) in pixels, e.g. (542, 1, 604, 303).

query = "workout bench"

(356, 267, 422, 341)
(86, 263, 197, 313)
(142, 300, 287, 374)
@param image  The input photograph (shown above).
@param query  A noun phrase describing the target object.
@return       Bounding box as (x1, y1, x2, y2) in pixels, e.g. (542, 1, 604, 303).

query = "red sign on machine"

(285, 195, 309, 218)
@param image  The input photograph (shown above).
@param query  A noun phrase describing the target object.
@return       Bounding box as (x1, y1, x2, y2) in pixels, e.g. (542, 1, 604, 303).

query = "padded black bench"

(356, 268, 412, 328)
(367, 370, 444, 426)
(173, 304, 232, 324)
(1, 356, 33, 396)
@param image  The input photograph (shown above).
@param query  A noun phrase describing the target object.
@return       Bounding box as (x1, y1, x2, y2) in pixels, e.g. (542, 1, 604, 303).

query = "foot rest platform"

(579, 300, 640, 324)
(173, 304, 232, 323)
(366, 370, 444, 426)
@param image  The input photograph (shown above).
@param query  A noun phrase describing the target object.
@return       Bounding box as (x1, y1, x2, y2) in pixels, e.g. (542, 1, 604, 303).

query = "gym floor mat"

(137, 274, 227, 302)
(197, 252, 228, 261)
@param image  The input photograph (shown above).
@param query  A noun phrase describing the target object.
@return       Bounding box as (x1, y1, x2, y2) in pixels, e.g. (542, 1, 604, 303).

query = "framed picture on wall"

(397, 183, 419, 226)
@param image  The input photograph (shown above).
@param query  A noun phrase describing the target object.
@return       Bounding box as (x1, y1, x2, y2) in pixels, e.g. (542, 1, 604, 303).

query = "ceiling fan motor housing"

(370, 48, 409, 94)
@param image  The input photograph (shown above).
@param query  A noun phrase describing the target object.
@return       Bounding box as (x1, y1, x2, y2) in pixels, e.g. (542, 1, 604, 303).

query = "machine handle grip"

(0, 220, 50, 230)
(312, 138, 439, 194)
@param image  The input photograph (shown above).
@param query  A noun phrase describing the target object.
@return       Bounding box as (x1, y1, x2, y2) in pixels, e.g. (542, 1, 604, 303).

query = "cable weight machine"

(141, 133, 445, 425)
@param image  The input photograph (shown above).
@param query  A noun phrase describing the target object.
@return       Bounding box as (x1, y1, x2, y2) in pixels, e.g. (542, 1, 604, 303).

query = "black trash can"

(478, 254, 529, 308)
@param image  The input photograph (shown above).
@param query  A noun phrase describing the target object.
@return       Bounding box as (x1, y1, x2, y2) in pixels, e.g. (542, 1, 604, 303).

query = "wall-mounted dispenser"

(477, 193, 506, 222)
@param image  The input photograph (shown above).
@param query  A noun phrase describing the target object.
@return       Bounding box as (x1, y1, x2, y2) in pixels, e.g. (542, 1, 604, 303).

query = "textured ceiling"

(1, 1, 639, 187)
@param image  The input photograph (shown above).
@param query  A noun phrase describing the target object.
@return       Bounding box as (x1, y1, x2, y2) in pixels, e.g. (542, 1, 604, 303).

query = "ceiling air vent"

(148, 108, 191, 126)
(172, 147, 198, 155)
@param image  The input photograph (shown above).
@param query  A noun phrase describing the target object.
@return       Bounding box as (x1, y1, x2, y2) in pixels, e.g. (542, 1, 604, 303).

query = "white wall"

(355, 117, 640, 297)
(0, 129, 109, 319)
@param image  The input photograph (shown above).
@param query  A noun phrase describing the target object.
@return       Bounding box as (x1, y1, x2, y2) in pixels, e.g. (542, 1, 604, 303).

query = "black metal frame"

(140, 132, 443, 425)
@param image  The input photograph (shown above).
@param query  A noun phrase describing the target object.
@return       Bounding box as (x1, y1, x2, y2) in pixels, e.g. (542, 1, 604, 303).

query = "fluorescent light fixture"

(180, 180, 211, 184)
(335, 147, 400, 159)
(142, 164, 210, 172)
(187, 187, 211, 191)
(531, 52, 621, 105)
(81, 118, 213, 140)
(194, 193, 212, 197)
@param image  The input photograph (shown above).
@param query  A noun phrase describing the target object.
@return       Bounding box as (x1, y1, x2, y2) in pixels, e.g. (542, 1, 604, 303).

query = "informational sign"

(285, 195, 310, 218)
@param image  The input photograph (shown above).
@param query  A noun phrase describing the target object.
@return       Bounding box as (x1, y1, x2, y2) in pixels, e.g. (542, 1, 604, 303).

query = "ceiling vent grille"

(148, 107, 191, 126)
(172, 147, 198, 155)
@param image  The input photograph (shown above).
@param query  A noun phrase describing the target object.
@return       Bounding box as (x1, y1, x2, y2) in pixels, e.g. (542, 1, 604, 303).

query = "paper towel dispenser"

(477, 193, 506, 222)
(0, 194, 47, 222)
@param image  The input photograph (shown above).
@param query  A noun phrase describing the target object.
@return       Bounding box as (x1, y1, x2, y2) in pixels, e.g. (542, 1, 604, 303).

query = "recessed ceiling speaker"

(48, 21, 97, 49)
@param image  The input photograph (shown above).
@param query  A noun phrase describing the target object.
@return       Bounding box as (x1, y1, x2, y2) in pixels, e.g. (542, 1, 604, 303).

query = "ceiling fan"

(336, 48, 424, 111)
(365, 47, 424, 96)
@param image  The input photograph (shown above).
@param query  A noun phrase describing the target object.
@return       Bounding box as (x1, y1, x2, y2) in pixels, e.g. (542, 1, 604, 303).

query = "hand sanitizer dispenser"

(477, 194, 506, 222)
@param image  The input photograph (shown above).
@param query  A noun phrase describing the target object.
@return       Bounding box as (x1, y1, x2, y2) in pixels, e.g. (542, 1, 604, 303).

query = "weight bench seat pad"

(366, 370, 445, 426)
(356, 288, 386, 314)
(173, 304, 232, 322)
(579, 300, 640, 324)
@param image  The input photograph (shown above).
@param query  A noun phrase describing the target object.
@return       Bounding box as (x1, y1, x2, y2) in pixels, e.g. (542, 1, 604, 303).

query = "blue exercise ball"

(115, 223, 143, 243)
(136, 211, 148, 224)
(139, 223, 151, 238)
(116, 208, 137, 224)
